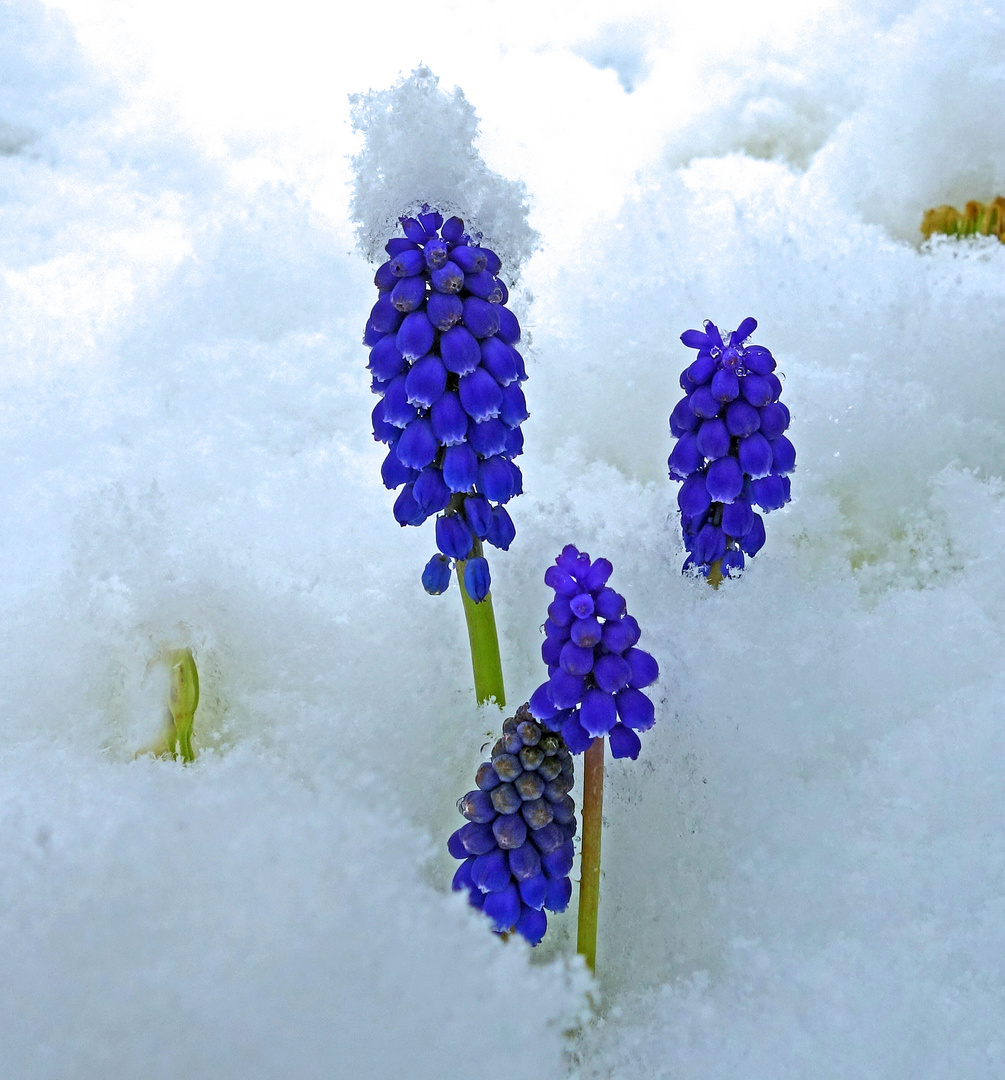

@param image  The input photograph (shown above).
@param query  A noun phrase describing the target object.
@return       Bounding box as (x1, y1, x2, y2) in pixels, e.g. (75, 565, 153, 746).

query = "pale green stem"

(577, 735, 605, 973)
(456, 538, 506, 708)
(167, 648, 199, 763)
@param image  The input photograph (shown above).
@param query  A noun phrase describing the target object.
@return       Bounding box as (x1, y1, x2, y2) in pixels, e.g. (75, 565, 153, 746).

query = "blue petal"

(395, 418, 439, 470)
(483, 884, 521, 932)
(442, 444, 478, 492)
(463, 557, 491, 602)
(740, 372, 774, 407)
(468, 417, 508, 457)
(726, 400, 760, 437)
(395, 310, 435, 360)
(729, 317, 757, 346)
(462, 296, 501, 338)
(485, 506, 516, 550)
(430, 392, 468, 446)
(367, 336, 407, 381)
(430, 260, 464, 294)
(738, 432, 773, 479)
(706, 456, 744, 502)
(435, 514, 474, 559)
(696, 418, 730, 460)
(580, 689, 617, 736)
(625, 648, 659, 689)
(463, 495, 492, 538)
(543, 874, 573, 913)
(561, 711, 593, 755)
(413, 468, 452, 513)
(496, 306, 521, 345)
(770, 435, 796, 474)
(740, 512, 766, 555)
(680, 328, 710, 349)
(390, 275, 426, 312)
(608, 723, 642, 759)
(515, 905, 547, 945)
(594, 587, 626, 621)
(615, 687, 656, 731)
(548, 669, 585, 709)
(440, 325, 481, 374)
(508, 843, 542, 881)
(404, 355, 447, 408)
(459, 369, 503, 421)
(426, 291, 463, 331)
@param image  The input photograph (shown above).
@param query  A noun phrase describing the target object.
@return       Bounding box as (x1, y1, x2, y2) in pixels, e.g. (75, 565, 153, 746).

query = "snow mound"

(349, 66, 538, 273)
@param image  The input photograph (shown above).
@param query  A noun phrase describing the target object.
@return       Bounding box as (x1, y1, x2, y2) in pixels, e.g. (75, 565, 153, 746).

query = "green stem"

(577, 735, 605, 973)
(167, 648, 199, 764)
(707, 559, 723, 589)
(456, 539, 506, 708)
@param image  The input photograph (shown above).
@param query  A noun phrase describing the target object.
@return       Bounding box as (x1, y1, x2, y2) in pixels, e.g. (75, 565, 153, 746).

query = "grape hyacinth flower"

(365, 209, 529, 704)
(526, 546, 660, 762)
(448, 704, 576, 946)
(365, 210, 527, 595)
(526, 545, 660, 972)
(668, 318, 794, 583)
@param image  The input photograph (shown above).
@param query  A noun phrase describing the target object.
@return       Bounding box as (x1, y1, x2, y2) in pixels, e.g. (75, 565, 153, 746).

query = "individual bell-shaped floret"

(459, 369, 503, 421)
(436, 513, 474, 560)
(395, 418, 439, 471)
(486, 506, 515, 550)
(412, 467, 452, 514)
(391, 275, 426, 312)
(463, 557, 491, 602)
(422, 554, 452, 595)
(442, 444, 479, 493)
(404, 355, 447, 408)
(462, 297, 501, 338)
(396, 310, 435, 360)
(440, 325, 481, 375)
(430, 392, 468, 446)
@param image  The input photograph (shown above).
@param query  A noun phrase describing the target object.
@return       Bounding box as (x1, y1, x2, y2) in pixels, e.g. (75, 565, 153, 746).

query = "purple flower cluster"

(668, 318, 794, 578)
(365, 210, 528, 600)
(526, 546, 659, 760)
(448, 705, 576, 945)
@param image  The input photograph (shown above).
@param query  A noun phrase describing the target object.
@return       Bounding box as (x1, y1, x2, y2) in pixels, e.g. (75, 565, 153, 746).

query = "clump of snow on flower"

(349, 65, 538, 273)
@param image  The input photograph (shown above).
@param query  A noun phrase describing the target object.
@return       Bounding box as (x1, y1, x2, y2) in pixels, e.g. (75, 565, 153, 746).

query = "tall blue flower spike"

(365, 209, 527, 597)
(669, 318, 794, 580)
(448, 704, 576, 945)
(526, 546, 660, 762)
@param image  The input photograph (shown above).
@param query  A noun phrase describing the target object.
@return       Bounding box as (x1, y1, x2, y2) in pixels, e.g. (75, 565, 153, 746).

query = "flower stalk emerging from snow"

(448, 704, 576, 945)
(365, 210, 529, 706)
(166, 648, 199, 763)
(143, 648, 199, 763)
(921, 197, 1005, 243)
(526, 546, 660, 972)
(669, 318, 794, 584)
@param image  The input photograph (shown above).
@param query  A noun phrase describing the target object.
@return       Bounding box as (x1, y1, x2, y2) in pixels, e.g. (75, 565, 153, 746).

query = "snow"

(349, 66, 538, 272)
(3, 0, 1005, 1075)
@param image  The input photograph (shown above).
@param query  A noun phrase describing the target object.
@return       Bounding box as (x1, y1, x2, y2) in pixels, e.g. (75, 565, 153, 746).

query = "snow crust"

(349, 66, 538, 272)
(4, 0, 1005, 1075)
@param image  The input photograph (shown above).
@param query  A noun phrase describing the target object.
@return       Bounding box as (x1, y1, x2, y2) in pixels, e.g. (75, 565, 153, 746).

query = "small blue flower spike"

(527, 546, 659, 761)
(365, 210, 528, 595)
(669, 318, 793, 580)
(448, 705, 576, 945)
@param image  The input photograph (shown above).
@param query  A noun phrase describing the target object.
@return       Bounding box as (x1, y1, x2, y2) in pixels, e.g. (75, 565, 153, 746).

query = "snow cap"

(349, 66, 538, 274)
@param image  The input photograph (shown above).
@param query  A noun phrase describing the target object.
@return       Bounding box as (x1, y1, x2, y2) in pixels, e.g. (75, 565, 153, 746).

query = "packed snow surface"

(3, 0, 1005, 1076)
